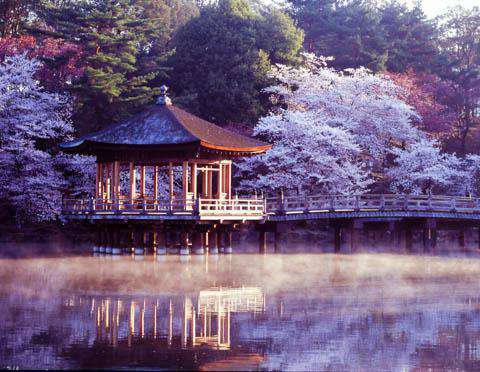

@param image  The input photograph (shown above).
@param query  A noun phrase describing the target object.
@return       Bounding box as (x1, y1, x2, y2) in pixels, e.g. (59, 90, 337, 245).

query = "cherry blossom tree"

(387, 139, 465, 195)
(0, 53, 93, 223)
(240, 54, 424, 193)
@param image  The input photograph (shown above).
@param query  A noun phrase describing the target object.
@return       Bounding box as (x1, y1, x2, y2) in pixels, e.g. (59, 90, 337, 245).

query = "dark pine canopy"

(61, 101, 271, 162)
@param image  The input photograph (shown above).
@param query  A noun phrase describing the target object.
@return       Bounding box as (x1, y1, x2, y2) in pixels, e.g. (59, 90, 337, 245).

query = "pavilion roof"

(61, 100, 271, 156)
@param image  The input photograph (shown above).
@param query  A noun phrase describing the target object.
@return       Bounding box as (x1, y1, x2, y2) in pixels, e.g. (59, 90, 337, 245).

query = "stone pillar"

(192, 232, 204, 255)
(259, 230, 267, 253)
(224, 231, 233, 254)
(209, 231, 219, 254)
(180, 232, 190, 255)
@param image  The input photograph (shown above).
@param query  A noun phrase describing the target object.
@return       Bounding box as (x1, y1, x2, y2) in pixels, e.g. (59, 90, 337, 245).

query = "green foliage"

(288, 0, 439, 72)
(39, 0, 198, 131)
(170, 0, 303, 125)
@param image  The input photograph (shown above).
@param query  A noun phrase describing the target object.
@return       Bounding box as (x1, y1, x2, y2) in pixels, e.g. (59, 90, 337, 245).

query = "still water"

(2, 252, 480, 370)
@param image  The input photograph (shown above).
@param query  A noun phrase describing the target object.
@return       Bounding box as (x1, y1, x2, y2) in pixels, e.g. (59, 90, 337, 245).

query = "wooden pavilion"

(60, 86, 271, 254)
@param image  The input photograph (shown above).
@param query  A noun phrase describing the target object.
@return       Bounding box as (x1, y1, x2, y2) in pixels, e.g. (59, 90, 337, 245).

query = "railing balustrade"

(62, 193, 480, 219)
(265, 194, 480, 214)
(62, 196, 265, 217)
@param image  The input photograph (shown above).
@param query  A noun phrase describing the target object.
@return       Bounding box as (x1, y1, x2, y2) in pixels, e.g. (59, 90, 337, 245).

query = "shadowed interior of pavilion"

(61, 86, 271, 220)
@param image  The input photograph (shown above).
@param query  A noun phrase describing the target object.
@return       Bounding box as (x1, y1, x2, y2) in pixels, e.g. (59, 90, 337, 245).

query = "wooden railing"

(63, 194, 480, 220)
(266, 194, 480, 214)
(62, 196, 265, 217)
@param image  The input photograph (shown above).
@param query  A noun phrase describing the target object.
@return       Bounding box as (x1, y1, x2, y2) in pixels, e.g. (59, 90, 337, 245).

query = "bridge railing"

(266, 194, 480, 214)
(62, 196, 265, 217)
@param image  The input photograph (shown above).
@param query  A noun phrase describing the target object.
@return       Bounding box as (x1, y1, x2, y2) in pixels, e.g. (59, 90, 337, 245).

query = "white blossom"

(0, 53, 93, 223)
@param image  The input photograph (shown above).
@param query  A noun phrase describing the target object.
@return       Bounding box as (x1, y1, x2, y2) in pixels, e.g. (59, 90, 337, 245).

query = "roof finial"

(157, 84, 172, 105)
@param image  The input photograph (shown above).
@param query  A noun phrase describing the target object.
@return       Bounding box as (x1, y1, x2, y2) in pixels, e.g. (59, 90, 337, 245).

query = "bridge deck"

(61, 194, 480, 223)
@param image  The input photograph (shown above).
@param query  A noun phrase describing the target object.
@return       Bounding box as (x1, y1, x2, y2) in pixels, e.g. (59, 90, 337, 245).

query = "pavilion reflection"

(60, 287, 265, 369)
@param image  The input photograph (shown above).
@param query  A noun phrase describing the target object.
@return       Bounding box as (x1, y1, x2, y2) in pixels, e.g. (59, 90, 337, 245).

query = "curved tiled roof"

(61, 104, 271, 154)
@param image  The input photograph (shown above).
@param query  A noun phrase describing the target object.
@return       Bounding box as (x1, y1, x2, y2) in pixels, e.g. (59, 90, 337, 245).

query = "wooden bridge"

(62, 193, 480, 254)
(63, 193, 480, 221)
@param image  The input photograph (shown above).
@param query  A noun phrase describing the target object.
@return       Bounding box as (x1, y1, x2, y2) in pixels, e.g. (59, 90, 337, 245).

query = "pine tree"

(39, 0, 197, 131)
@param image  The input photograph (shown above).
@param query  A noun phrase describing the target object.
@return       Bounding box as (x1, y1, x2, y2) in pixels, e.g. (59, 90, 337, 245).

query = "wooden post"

(350, 220, 363, 253)
(180, 231, 189, 255)
(140, 165, 146, 198)
(95, 163, 102, 199)
(153, 165, 159, 203)
(129, 162, 136, 205)
(155, 229, 166, 255)
(169, 162, 174, 209)
(274, 231, 280, 253)
(405, 228, 413, 252)
(459, 228, 466, 252)
(227, 163, 232, 199)
(259, 230, 267, 253)
(202, 167, 208, 198)
(209, 231, 218, 254)
(423, 219, 437, 253)
(217, 162, 223, 198)
(217, 230, 224, 253)
(224, 230, 233, 254)
(191, 162, 197, 199)
(182, 161, 189, 208)
(334, 226, 341, 253)
(207, 166, 213, 198)
(105, 162, 111, 202)
(192, 232, 203, 255)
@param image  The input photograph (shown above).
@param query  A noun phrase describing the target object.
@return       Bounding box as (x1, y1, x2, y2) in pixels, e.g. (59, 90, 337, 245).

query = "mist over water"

(2, 250, 480, 370)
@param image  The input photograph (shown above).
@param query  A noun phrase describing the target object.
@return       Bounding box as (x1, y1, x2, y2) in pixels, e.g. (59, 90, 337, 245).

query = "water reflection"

(3, 254, 480, 369)
(56, 287, 265, 369)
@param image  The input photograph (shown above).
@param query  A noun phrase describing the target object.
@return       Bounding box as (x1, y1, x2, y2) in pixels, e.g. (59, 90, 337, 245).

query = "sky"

(418, 0, 479, 18)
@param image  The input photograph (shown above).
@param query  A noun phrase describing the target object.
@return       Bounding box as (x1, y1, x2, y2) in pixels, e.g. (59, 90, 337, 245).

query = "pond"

(1, 252, 480, 370)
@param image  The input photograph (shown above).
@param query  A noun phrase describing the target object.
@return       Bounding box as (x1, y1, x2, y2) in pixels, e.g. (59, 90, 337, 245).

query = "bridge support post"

(259, 230, 267, 253)
(179, 232, 190, 255)
(168, 230, 179, 255)
(459, 228, 466, 252)
(192, 231, 204, 255)
(274, 231, 282, 253)
(112, 228, 122, 255)
(334, 226, 341, 253)
(423, 219, 437, 253)
(209, 231, 219, 254)
(350, 220, 363, 253)
(156, 228, 167, 255)
(105, 227, 113, 254)
(134, 226, 145, 255)
(224, 231, 233, 254)
(217, 230, 225, 254)
(405, 228, 413, 252)
(202, 232, 208, 253)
